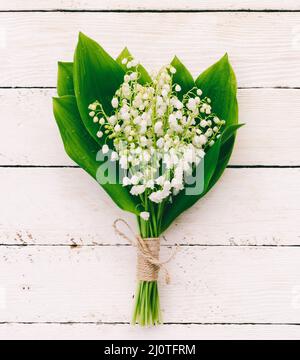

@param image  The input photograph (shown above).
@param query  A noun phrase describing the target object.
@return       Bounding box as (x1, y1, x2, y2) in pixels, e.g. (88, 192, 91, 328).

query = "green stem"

(132, 280, 162, 326)
(132, 210, 163, 326)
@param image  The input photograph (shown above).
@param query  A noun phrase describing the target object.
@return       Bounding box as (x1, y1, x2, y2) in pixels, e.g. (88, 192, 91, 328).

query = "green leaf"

(208, 137, 235, 192)
(116, 47, 152, 85)
(53, 95, 139, 214)
(221, 124, 244, 144)
(196, 54, 239, 190)
(160, 138, 221, 233)
(161, 54, 240, 233)
(203, 138, 222, 190)
(205, 124, 244, 192)
(171, 56, 195, 99)
(74, 32, 125, 143)
(196, 53, 238, 127)
(57, 62, 74, 97)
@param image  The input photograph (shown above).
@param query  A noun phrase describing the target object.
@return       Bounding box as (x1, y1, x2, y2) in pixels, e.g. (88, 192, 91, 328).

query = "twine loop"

(113, 218, 179, 284)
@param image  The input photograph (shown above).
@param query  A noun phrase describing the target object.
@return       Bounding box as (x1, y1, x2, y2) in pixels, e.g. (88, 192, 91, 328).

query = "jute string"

(113, 219, 179, 284)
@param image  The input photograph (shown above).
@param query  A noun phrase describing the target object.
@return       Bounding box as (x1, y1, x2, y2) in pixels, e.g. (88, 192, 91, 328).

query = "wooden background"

(0, 0, 300, 340)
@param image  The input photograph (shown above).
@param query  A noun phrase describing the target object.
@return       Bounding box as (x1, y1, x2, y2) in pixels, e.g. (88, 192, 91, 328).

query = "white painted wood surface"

(0, 13, 300, 87)
(0, 168, 299, 246)
(1, 89, 299, 166)
(1, 324, 300, 340)
(0, 1, 299, 340)
(1, 246, 300, 323)
(2, 1, 300, 11)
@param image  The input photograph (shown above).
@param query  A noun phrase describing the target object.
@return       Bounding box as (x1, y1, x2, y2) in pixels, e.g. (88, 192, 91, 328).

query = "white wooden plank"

(2, 1, 300, 11)
(1, 246, 300, 323)
(1, 323, 300, 340)
(0, 168, 299, 246)
(1, 89, 299, 166)
(0, 13, 299, 87)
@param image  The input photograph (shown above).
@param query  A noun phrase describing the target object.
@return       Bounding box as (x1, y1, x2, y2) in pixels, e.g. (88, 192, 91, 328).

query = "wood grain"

(0, 89, 299, 166)
(0, 1, 299, 339)
(0, 13, 300, 87)
(1, 246, 300, 323)
(0, 167, 299, 246)
(1, 323, 300, 340)
(2, 1, 300, 11)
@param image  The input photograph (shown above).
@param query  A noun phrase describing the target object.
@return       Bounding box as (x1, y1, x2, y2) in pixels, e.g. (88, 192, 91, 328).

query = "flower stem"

(132, 280, 162, 326)
(133, 211, 162, 326)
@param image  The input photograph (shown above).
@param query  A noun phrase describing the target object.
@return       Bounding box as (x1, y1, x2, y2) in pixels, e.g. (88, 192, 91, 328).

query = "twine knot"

(113, 218, 179, 284)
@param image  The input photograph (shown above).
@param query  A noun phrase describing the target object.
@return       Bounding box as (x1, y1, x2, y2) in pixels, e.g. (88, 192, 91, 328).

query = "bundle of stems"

(132, 195, 165, 325)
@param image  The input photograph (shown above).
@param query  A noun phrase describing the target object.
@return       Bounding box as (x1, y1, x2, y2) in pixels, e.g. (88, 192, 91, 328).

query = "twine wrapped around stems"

(113, 219, 179, 284)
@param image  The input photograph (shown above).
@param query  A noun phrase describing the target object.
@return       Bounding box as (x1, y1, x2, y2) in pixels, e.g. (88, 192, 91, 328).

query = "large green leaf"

(171, 56, 194, 99)
(160, 137, 221, 233)
(203, 138, 222, 190)
(161, 54, 240, 233)
(207, 125, 243, 191)
(53, 95, 139, 214)
(116, 47, 152, 85)
(197, 55, 239, 191)
(203, 124, 243, 192)
(196, 53, 238, 127)
(221, 124, 243, 144)
(74, 32, 125, 143)
(57, 62, 74, 97)
(57, 48, 152, 97)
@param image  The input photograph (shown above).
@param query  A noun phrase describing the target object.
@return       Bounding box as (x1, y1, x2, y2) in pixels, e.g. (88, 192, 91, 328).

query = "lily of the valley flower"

(88, 60, 225, 207)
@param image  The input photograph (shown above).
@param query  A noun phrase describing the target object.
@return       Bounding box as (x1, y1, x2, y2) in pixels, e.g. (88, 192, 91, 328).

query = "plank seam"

(1, 9, 300, 13)
(228, 165, 300, 169)
(1, 321, 300, 326)
(0, 165, 299, 169)
(1, 244, 300, 248)
(0, 165, 79, 168)
(0, 87, 57, 90)
(1, 87, 300, 90)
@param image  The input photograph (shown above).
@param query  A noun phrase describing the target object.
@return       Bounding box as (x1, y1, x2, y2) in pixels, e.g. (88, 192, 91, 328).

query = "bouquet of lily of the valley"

(53, 33, 242, 326)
